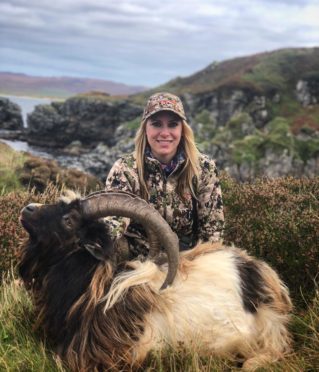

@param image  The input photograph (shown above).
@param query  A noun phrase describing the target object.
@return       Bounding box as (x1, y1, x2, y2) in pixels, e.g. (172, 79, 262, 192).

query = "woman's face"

(145, 111, 183, 164)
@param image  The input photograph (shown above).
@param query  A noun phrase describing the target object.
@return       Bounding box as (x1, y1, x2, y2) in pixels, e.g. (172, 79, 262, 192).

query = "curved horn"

(80, 191, 179, 289)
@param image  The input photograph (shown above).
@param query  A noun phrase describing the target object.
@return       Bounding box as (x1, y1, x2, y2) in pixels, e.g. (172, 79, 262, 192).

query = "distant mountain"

(0, 72, 148, 98)
(2, 47, 319, 181)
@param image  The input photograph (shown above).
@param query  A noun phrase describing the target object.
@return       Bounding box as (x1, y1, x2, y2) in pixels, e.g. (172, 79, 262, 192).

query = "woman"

(105, 92, 224, 257)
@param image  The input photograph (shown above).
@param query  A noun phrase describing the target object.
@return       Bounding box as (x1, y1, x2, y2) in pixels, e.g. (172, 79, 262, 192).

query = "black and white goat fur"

(18, 191, 292, 371)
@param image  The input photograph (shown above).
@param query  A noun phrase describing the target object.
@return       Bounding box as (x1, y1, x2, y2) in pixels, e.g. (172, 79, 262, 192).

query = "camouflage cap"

(142, 92, 186, 122)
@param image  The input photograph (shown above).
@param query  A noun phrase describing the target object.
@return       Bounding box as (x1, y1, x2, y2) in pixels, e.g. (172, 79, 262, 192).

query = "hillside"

(1, 47, 319, 181)
(0, 72, 148, 99)
(132, 47, 319, 98)
(129, 47, 319, 180)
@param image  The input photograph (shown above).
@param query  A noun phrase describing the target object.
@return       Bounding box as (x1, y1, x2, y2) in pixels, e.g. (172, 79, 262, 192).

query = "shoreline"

(0, 93, 64, 101)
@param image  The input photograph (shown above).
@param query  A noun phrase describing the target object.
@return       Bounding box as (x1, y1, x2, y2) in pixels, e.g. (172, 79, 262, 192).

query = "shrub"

(231, 133, 264, 166)
(262, 117, 295, 156)
(0, 185, 62, 278)
(221, 173, 319, 306)
(19, 155, 102, 193)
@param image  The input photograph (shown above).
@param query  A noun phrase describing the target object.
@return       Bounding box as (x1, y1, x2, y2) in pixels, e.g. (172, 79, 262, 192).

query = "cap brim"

(143, 108, 186, 123)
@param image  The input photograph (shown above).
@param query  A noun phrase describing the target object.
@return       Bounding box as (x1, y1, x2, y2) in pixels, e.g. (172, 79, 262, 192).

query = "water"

(0, 138, 54, 159)
(0, 95, 54, 127)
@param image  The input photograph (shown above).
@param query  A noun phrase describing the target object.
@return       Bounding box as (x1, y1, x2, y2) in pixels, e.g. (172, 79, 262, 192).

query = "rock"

(185, 86, 272, 132)
(303, 156, 319, 177)
(27, 95, 143, 148)
(0, 129, 26, 141)
(296, 79, 319, 106)
(0, 97, 23, 130)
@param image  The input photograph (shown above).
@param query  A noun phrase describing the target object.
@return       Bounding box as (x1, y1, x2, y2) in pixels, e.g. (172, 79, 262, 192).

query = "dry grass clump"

(19, 155, 102, 194)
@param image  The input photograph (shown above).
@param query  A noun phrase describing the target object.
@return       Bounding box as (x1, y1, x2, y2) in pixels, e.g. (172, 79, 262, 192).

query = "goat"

(18, 191, 292, 371)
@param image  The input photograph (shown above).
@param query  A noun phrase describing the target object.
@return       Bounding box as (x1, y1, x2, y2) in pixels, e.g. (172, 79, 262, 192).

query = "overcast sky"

(1, 0, 318, 87)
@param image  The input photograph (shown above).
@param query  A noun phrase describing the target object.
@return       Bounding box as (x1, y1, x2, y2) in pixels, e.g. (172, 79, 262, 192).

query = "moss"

(264, 117, 295, 154)
(226, 113, 255, 139)
(296, 138, 319, 162)
(194, 109, 217, 141)
(231, 133, 265, 165)
(123, 117, 141, 131)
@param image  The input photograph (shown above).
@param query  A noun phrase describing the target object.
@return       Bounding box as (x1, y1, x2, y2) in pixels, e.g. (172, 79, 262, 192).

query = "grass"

(0, 173, 318, 370)
(0, 142, 25, 194)
(0, 273, 318, 371)
(0, 273, 66, 371)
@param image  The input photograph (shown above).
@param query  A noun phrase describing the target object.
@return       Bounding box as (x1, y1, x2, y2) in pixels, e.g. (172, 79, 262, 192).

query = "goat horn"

(80, 191, 179, 289)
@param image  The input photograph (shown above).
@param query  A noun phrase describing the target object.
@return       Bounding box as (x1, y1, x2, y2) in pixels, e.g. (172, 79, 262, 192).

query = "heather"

(0, 175, 318, 370)
(221, 174, 319, 305)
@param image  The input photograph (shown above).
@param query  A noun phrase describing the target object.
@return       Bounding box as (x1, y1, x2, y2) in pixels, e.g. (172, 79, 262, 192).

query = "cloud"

(0, 0, 318, 86)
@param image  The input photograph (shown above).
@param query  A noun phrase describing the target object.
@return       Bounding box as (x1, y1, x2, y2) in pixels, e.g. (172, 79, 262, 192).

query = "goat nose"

(26, 204, 36, 212)
(22, 203, 42, 214)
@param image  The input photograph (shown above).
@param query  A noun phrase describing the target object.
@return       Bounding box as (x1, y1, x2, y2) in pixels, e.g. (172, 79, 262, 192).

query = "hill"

(133, 47, 319, 98)
(1, 47, 319, 181)
(130, 47, 319, 180)
(0, 72, 148, 99)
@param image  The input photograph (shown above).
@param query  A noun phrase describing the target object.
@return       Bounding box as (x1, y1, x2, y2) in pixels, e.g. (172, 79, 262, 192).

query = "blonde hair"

(134, 118, 199, 200)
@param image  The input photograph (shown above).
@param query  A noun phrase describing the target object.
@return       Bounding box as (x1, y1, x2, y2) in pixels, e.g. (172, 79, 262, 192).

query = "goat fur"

(18, 197, 292, 371)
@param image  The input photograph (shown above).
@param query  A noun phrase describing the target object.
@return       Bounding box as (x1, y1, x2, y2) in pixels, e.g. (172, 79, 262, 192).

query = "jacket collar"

(144, 146, 185, 175)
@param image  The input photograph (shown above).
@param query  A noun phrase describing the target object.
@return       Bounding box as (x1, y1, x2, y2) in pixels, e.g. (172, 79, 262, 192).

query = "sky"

(0, 0, 319, 87)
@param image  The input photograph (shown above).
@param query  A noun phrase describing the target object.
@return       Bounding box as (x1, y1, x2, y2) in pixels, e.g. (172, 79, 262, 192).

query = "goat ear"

(83, 242, 106, 261)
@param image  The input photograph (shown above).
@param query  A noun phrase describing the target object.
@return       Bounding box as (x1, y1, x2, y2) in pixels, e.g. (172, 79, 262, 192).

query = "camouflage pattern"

(142, 92, 187, 122)
(105, 153, 224, 257)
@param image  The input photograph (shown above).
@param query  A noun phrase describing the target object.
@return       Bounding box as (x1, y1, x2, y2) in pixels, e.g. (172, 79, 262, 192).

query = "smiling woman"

(105, 92, 224, 256)
(145, 111, 182, 163)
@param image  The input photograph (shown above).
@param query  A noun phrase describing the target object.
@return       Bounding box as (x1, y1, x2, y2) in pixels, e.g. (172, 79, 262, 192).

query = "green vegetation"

(1, 45, 319, 366)
(296, 136, 319, 162)
(231, 134, 265, 166)
(0, 143, 102, 197)
(74, 92, 126, 102)
(0, 275, 65, 371)
(209, 111, 319, 171)
(263, 117, 295, 154)
(221, 174, 319, 305)
(0, 173, 318, 370)
(122, 117, 141, 131)
(0, 142, 26, 193)
(194, 109, 217, 142)
(243, 48, 319, 92)
(131, 47, 319, 99)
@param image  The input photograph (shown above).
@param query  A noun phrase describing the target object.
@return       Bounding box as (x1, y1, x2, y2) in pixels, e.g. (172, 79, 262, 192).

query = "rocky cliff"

(27, 94, 143, 148)
(11, 48, 319, 181)
(0, 97, 23, 130)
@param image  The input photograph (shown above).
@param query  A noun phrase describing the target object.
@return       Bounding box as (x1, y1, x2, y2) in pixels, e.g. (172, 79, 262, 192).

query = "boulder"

(27, 96, 143, 148)
(0, 97, 23, 130)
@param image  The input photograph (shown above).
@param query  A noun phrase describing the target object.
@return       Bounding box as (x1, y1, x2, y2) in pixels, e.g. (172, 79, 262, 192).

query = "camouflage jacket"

(105, 152, 224, 256)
